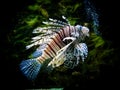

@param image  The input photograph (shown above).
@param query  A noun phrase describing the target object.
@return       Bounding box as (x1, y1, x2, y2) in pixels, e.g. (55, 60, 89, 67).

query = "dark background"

(1, 0, 119, 89)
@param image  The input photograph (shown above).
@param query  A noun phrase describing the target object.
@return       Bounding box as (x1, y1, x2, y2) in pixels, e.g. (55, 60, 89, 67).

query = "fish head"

(75, 25, 90, 37)
(81, 26, 90, 37)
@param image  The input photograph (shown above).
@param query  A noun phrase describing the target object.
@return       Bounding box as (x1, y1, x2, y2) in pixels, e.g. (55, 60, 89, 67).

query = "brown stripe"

(47, 43, 56, 55)
(44, 49, 53, 58)
(37, 56, 45, 63)
(39, 58, 44, 63)
(55, 33, 62, 41)
(43, 50, 50, 58)
(54, 35, 65, 47)
(51, 37, 61, 49)
(59, 30, 64, 38)
(50, 40, 58, 52)
(38, 60, 43, 63)
(46, 46, 55, 57)
(62, 28, 66, 37)
(65, 26, 69, 37)
(56, 31, 63, 40)
(37, 58, 43, 63)
(68, 26, 71, 36)
(65, 26, 70, 37)
(41, 56, 46, 61)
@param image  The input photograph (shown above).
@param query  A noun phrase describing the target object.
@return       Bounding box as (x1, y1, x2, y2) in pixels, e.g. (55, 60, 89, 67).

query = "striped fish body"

(48, 41, 88, 69)
(19, 24, 89, 80)
(47, 37, 76, 68)
(36, 25, 76, 63)
(36, 25, 89, 68)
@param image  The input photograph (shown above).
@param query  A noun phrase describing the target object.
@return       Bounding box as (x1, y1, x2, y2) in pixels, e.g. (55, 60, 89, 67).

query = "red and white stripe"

(37, 25, 76, 63)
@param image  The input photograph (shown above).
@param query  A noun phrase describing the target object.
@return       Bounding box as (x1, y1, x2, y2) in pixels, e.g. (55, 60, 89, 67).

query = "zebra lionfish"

(20, 16, 89, 80)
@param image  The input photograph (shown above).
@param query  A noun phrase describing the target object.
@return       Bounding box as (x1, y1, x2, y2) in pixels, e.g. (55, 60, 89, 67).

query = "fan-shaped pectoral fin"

(47, 51, 66, 68)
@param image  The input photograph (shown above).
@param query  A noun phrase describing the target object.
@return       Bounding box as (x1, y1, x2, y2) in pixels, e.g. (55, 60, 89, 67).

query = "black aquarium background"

(1, 0, 120, 89)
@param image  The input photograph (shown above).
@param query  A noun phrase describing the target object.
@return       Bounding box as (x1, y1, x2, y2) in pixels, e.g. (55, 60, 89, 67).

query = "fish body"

(36, 25, 78, 62)
(20, 17, 89, 80)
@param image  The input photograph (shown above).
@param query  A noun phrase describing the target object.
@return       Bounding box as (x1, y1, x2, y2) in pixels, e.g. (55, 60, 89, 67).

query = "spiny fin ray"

(20, 59, 42, 80)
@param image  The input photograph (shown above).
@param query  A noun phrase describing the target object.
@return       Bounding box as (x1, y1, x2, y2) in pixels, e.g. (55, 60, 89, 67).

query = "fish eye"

(75, 25, 82, 31)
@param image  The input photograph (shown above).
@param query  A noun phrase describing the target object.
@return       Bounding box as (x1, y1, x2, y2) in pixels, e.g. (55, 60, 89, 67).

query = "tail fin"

(19, 59, 42, 80)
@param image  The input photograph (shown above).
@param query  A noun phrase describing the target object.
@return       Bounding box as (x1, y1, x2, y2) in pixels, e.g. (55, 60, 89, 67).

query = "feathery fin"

(19, 59, 42, 80)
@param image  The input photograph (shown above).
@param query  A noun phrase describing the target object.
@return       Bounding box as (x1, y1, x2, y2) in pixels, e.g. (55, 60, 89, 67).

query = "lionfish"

(20, 16, 89, 80)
